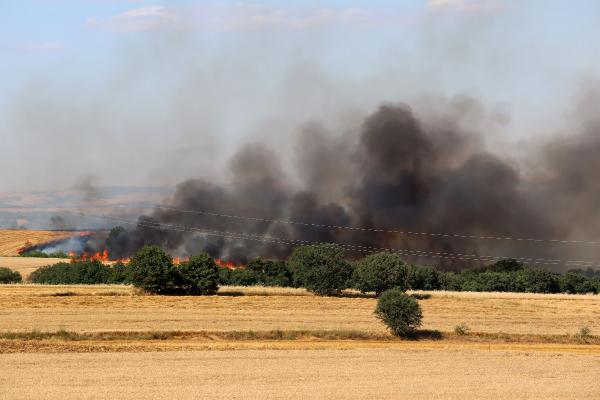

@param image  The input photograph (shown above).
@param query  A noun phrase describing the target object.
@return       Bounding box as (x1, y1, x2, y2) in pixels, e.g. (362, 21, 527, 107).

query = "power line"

(64, 211, 600, 268)
(149, 205, 600, 246)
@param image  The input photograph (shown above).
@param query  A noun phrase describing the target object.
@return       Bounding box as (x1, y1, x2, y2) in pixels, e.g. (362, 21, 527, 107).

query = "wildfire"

(66, 251, 243, 268)
(70, 250, 110, 263)
(215, 258, 244, 269)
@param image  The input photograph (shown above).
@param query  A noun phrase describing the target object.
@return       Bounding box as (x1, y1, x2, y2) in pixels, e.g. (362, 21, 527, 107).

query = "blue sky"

(1, 0, 600, 191)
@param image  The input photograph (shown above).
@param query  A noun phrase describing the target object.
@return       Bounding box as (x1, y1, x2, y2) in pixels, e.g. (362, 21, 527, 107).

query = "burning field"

(0, 230, 80, 257)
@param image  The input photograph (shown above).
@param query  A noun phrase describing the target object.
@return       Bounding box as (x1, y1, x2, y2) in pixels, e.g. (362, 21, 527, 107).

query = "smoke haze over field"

(3, 1, 600, 268)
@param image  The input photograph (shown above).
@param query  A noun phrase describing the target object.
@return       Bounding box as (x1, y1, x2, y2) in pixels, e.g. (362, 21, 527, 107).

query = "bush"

(375, 288, 422, 336)
(355, 252, 409, 295)
(0, 267, 22, 283)
(179, 253, 219, 295)
(27, 260, 127, 284)
(514, 268, 561, 293)
(20, 250, 69, 258)
(454, 323, 470, 335)
(408, 265, 444, 290)
(288, 244, 353, 295)
(246, 258, 293, 287)
(129, 245, 178, 294)
(560, 272, 596, 294)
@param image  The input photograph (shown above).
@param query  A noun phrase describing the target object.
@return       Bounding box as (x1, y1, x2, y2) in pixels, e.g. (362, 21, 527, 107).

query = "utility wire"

(64, 211, 600, 268)
(148, 205, 600, 246)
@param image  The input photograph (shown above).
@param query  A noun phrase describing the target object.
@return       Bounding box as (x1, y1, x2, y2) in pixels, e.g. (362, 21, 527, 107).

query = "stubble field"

(0, 229, 75, 256)
(0, 284, 599, 399)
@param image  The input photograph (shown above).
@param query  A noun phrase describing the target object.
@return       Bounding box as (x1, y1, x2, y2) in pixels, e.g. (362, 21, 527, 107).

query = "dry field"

(0, 257, 70, 278)
(0, 285, 598, 336)
(1, 284, 599, 399)
(0, 229, 76, 256)
(2, 349, 599, 400)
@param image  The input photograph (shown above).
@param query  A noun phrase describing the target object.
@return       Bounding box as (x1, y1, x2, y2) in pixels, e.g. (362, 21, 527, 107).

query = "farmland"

(0, 284, 599, 399)
(0, 229, 75, 256)
(1, 285, 598, 335)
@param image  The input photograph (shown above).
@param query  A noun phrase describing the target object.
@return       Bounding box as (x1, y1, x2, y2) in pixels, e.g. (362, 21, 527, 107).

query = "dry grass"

(0, 285, 598, 336)
(1, 348, 599, 399)
(0, 229, 76, 256)
(0, 257, 73, 278)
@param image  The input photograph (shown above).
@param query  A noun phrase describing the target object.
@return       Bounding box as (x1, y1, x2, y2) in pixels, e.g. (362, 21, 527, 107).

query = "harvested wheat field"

(0, 285, 598, 336)
(2, 348, 599, 400)
(0, 229, 76, 256)
(0, 257, 70, 278)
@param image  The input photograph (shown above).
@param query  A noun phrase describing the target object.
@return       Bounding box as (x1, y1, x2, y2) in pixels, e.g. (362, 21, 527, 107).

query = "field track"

(0, 229, 76, 256)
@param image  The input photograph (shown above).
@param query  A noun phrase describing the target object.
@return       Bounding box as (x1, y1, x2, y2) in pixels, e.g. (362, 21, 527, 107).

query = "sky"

(1, 0, 600, 191)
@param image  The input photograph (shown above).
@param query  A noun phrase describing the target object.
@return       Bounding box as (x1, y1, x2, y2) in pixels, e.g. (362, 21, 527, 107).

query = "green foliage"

(288, 244, 353, 295)
(28, 260, 128, 284)
(513, 268, 561, 293)
(20, 250, 70, 258)
(408, 265, 445, 290)
(0, 267, 22, 283)
(560, 272, 597, 294)
(355, 252, 409, 295)
(375, 288, 423, 336)
(246, 258, 293, 287)
(179, 253, 219, 295)
(480, 259, 524, 273)
(129, 245, 178, 294)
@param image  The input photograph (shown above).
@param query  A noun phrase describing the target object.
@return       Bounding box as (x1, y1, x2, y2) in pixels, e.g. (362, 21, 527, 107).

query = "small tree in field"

(0, 267, 22, 283)
(375, 288, 422, 336)
(179, 253, 219, 295)
(288, 244, 353, 295)
(355, 252, 408, 296)
(129, 245, 177, 294)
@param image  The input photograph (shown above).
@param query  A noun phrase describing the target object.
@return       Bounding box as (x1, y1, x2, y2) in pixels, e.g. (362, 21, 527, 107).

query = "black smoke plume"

(105, 97, 600, 270)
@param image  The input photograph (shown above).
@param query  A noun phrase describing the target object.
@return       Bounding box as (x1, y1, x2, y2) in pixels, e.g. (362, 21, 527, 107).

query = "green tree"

(288, 244, 353, 295)
(408, 265, 444, 290)
(560, 272, 596, 294)
(0, 267, 22, 283)
(375, 288, 423, 336)
(355, 252, 409, 295)
(129, 245, 177, 294)
(514, 269, 560, 293)
(179, 253, 220, 295)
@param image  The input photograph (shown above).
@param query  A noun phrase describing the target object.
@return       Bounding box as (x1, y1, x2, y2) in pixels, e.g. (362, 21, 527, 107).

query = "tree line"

(10, 243, 598, 295)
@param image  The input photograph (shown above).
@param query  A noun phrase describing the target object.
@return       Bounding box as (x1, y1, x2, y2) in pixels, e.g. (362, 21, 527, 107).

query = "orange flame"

(215, 258, 245, 269)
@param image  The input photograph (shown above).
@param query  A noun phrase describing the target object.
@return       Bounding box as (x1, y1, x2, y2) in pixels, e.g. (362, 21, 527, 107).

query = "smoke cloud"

(99, 89, 600, 270)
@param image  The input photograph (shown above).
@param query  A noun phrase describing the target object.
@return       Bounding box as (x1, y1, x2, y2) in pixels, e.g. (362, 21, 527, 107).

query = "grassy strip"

(1, 329, 598, 345)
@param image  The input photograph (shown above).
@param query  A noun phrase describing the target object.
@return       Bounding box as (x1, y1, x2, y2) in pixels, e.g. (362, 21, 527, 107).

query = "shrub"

(129, 245, 178, 294)
(408, 265, 444, 290)
(0, 267, 22, 283)
(375, 288, 423, 336)
(514, 268, 561, 293)
(482, 259, 524, 273)
(355, 252, 409, 295)
(560, 272, 596, 294)
(454, 323, 470, 335)
(20, 250, 69, 258)
(28, 260, 129, 284)
(246, 258, 293, 287)
(288, 244, 353, 295)
(179, 253, 219, 295)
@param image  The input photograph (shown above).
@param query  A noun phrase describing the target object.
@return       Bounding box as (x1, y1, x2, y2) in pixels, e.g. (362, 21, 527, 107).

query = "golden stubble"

(0, 285, 598, 336)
